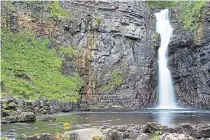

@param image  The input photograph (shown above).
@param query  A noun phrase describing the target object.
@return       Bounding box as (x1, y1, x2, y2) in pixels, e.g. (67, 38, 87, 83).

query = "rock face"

(58, 1, 157, 109)
(1, 1, 157, 110)
(168, 3, 210, 108)
(64, 128, 102, 140)
(0, 97, 87, 123)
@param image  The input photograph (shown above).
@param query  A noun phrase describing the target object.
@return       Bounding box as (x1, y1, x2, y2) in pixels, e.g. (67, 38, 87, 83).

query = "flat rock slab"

(161, 133, 196, 140)
(64, 128, 102, 140)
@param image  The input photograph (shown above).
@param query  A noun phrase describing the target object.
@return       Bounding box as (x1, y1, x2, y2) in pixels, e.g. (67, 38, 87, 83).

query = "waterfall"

(155, 9, 178, 109)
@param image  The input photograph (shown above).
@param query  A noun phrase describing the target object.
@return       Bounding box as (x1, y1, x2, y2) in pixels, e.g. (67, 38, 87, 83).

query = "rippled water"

(2, 109, 210, 138)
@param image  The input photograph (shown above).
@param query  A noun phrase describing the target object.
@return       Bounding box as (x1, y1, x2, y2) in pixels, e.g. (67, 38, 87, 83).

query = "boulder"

(177, 123, 196, 135)
(193, 123, 210, 138)
(160, 133, 195, 140)
(63, 128, 102, 140)
(18, 112, 36, 122)
(25, 133, 55, 140)
(141, 122, 165, 133)
(102, 129, 124, 140)
(136, 133, 151, 140)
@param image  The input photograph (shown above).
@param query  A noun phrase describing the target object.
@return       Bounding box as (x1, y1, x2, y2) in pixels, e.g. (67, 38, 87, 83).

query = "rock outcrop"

(58, 1, 157, 109)
(63, 128, 103, 140)
(168, 3, 210, 108)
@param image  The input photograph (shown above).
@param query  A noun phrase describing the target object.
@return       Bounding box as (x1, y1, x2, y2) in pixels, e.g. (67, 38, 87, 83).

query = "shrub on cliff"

(1, 29, 83, 102)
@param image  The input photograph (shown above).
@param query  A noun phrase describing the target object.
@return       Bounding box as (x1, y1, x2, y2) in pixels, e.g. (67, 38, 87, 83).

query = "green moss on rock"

(100, 70, 124, 91)
(47, 1, 70, 20)
(179, 1, 208, 31)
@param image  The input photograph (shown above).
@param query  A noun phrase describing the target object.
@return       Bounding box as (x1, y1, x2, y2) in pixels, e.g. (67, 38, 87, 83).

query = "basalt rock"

(168, 3, 210, 108)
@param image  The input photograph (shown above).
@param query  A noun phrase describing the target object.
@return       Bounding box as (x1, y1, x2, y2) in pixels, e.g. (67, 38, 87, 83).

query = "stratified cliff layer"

(1, 1, 157, 109)
(168, 3, 210, 108)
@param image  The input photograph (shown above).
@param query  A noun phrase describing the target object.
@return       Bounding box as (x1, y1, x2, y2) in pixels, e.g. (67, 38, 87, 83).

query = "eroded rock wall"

(1, 1, 157, 109)
(168, 3, 210, 108)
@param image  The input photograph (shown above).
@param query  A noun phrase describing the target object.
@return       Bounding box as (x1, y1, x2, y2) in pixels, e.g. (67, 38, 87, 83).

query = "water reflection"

(156, 110, 174, 126)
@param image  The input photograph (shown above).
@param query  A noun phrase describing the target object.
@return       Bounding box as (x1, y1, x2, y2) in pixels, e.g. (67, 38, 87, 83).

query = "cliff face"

(168, 3, 210, 108)
(61, 1, 157, 109)
(2, 1, 157, 109)
(2, 1, 210, 109)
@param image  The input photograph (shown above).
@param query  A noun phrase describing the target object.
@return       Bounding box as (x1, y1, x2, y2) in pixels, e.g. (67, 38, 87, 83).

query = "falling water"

(155, 9, 177, 109)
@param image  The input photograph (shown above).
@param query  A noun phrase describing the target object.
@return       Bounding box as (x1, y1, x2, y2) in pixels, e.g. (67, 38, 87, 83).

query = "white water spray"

(155, 9, 178, 109)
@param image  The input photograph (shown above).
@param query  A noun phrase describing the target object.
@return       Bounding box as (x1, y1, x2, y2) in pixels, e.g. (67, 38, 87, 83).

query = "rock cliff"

(2, 1, 210, 109)
(168, 3, 210, 108)
(1, 1, 157, 109)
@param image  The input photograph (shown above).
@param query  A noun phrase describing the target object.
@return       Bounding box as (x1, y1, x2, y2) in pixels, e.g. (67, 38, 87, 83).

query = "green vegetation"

(4, 1, 16, 12)
(145, 1, 177, 9)
(100, 70, 124, 91)
(1, 29, 83, 102)
(152, 33, 160, 50)
(146, 1, 208, 31)
(2, 1, 17, 30)
(47, 1, 70, 20)
(1, 137, 9, 140)
(179, 1, 208, 31)
(92, 136, 101, 140)
(151, 131, 161, 140)
(58, 47, 78, 58)
(95, 18, 103, 28)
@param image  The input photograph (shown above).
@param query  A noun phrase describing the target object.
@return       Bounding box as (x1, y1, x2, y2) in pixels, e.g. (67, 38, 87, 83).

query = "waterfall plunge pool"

(2, 109, 210, 138)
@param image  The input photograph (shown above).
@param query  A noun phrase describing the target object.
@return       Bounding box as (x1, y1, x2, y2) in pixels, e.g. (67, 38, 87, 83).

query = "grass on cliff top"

(1, 29, 83, 102)
(146, 1, 208, 31)
(179, 1, 208, 31)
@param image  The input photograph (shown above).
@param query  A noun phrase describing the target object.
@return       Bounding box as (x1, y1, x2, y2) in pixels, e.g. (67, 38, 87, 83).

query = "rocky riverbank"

(1, 97, 148, 124)
(4, 122, 210, 140)
(1, 97, 90, 123)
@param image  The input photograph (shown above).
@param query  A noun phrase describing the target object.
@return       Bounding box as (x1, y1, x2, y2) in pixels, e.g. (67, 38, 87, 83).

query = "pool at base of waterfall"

(2, 109, 210, 138)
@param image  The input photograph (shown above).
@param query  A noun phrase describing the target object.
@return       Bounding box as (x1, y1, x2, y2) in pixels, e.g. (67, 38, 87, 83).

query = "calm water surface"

(2, 109, 210, 138)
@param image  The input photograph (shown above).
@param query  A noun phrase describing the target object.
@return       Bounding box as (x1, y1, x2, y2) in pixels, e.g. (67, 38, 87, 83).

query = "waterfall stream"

(155, 9, 178, 109)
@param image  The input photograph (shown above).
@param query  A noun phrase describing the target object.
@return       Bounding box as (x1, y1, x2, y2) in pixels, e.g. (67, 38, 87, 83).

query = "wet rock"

(18, 112, 36, 122)
(25, 133, 55, 140)
(136, 133, 151, 140)
(127, 129, 139, 139)
(8, 129, 16, 133)
(2, 116, 18, 123)
(141, 122, 165, 133)
(63, 128, 102, 140)
(103, 129, 123, 140)
(160, 133, 196, 140)
(193, 123, 210, 138)
(177, 123, 196, 135)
